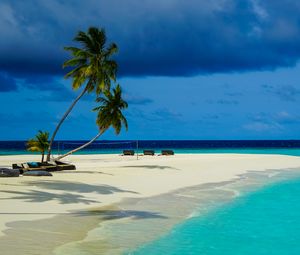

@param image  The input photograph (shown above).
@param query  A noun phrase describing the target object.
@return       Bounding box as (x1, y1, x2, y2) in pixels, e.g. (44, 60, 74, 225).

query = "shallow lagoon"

(130, 170, 300, 255)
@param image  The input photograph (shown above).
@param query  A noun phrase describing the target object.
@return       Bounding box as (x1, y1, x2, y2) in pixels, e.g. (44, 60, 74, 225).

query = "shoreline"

(1, 153, 300, 254)
(2, 168, 300, 255)
(1, 146, 300, 157)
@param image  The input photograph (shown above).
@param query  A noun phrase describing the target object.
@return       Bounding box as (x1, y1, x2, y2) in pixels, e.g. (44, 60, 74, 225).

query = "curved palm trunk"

(46, 86, 88, 161)
(55, 130, 104, 160)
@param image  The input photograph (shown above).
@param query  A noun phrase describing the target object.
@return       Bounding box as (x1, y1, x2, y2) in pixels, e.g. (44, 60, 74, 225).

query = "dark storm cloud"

(1, 0, 300, 81)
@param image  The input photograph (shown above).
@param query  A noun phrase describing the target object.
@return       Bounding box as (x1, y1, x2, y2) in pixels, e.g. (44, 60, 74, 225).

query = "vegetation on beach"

(56, 84, 128, 160)
(26, 130, 50, 162)
(46, 27, 119, 161)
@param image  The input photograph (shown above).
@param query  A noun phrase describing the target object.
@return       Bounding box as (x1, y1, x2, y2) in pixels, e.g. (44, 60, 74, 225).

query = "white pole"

(136, 140, 139, 160)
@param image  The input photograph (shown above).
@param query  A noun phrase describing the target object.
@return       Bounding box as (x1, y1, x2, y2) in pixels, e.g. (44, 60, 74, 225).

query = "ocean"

(1, 140, 300, 156)
(50, 168, 300, 255)
(129, 172, 300, 255)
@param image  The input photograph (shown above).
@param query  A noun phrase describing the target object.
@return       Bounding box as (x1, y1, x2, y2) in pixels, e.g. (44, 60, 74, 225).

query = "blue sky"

(0, 0, 300, 140)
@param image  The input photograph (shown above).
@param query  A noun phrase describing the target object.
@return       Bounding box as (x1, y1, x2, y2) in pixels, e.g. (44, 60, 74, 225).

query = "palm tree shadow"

(23, 180, 139, 195)
(0, 190, 98, 204)
(83, 209, 168, 220)
(0, 181, 139, 205)
(122, 165, 179, 170)
(55, 171, 114, 176)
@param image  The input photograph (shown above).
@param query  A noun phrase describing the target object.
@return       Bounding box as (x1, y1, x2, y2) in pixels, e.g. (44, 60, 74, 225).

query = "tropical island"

(1, 1, 300, 255)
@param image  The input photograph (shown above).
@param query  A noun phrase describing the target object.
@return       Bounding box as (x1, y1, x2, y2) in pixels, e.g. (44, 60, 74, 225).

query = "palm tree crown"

(93, 84, 128, 134)
(27, 130, 49, 162)
(63, 27, 118, 95)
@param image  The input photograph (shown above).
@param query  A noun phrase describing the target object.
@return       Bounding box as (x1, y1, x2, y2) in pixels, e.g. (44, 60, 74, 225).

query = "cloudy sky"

(0, 0, 300, 140)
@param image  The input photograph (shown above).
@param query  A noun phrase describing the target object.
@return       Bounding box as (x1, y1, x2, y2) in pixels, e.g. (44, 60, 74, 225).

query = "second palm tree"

(55, 84, 128, 160)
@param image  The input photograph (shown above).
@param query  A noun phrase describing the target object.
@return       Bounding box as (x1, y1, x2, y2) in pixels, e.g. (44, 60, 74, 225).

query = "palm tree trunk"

(46, 86, 88, 161)
(41, 152, 44, 163)
(55, 130, 104, 160)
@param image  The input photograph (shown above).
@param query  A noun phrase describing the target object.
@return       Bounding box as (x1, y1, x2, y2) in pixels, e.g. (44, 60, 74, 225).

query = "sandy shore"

(1, 153, 300, 253)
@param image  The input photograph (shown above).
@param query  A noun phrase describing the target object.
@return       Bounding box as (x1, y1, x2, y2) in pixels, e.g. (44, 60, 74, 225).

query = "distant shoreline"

(1, 147, 300, 157)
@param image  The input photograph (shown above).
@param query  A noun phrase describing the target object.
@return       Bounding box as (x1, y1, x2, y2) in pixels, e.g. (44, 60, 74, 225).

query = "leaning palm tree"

(55, 84, 128, 160)
(27, 130, 50, 162)
(46, 27, 118, 161)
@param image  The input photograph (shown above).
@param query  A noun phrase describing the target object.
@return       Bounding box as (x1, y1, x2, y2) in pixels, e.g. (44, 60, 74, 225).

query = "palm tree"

(27, 130, 50, 162)
(55, 85, 128, 160)
(46, 27, 118, 161)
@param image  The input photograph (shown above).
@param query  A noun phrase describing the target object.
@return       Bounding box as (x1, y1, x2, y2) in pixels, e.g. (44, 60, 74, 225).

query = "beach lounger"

(40, 164, 60, 172)
(54, 160, 76, 170)
(12, 162, 59, 173)
(21, 163, 45, 172)
(12, 163, 32, 174)
(123, 150, 135, 156)
(143, 150, 155, 156)
(27, 162, 59, 172)
(161, 150, 174, 155)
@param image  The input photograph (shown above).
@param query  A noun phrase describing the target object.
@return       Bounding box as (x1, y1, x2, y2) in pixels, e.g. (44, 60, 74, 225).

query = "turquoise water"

(130, 177, 300, 255)
(2, 148, 300, 156)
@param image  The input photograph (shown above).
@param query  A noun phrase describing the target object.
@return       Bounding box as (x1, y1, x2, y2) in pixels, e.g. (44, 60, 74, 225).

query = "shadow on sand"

(0, 208, 167, 220)
(0, 190, 99, 204)
(23, 180, 139, 195)
(0, 181, 139, 204)
(122, 165, 179, 170)
(87, 208, 168, 220)
(55, 170, 114, 175)
(0, 206, 167, 255)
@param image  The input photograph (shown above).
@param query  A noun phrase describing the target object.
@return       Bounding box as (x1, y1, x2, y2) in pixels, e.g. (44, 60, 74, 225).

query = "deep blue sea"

(1, 140, 300, 156)
(130, 175, 300, 255)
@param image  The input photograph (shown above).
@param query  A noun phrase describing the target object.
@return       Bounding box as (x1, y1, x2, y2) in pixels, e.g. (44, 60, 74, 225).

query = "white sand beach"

(1, 153, 300, 231)
(1, 153, 300, 254)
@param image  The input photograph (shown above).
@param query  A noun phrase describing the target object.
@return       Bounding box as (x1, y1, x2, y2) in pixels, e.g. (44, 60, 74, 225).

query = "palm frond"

(93, 84, 128, 135)
(64, 27, 118, 94)
(26, 131, 49, 159)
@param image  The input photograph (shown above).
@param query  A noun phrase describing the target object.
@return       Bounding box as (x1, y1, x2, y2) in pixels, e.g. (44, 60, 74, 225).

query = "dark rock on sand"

(23, 171, 53, 177)
(0, 168, 20, 177)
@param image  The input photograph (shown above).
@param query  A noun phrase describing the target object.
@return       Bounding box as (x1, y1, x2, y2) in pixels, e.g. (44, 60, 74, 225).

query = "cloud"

(0, 111, 57, 126)
(126, 107, 182, 122)
(21, 76, 63, 91)
(244, 112, 282, 131)
(152, 108, 182, 121)
(1, 0, 300, 78)
(243, 121, 280, 132)
(0, 72, 17, 92)
(206, 99, 239, 105)
(244, 110, 300, 132)
(28, 90, 74, 102)
(124, 94, 153, 105)
(274, 111, 300, 124)
(261, 84, 300, 101)
(224, 92, 244, 97)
